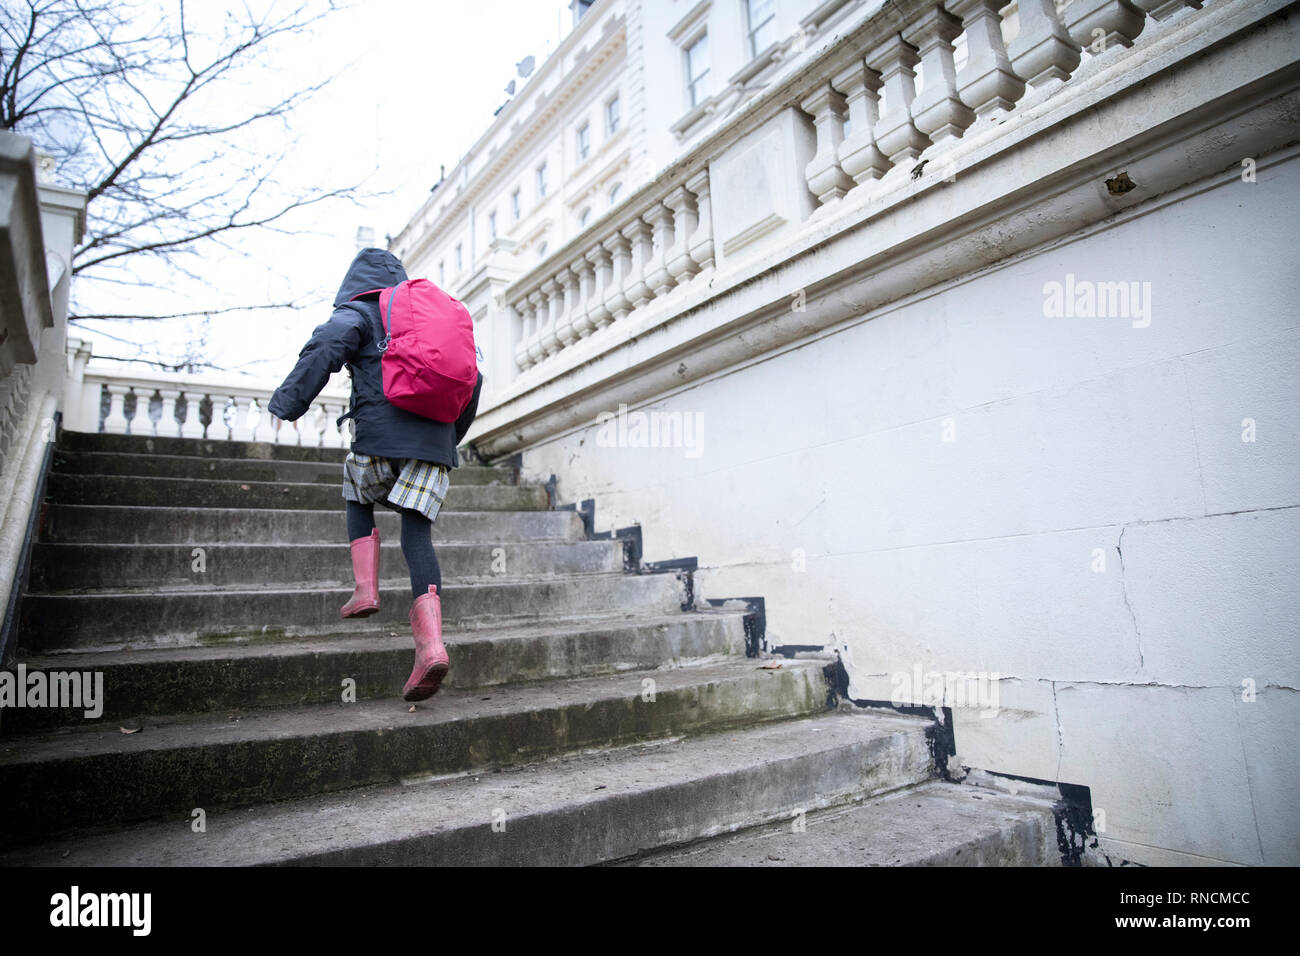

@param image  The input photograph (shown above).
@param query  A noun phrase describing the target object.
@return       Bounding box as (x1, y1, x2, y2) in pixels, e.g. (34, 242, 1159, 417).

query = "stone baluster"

(801, 84, 855, 204)
(540, 278, 563, 357)
(1007, 0, 1080, 95)
(103, 384, 132, 434)
(322, 402, 346, 448)
(643, 205, 676, 300)
(621, 219, 654, 311)
(952, 0, 1025, 120)
(252, 398, 277, 444)
(555, 268, 580, 348)
(684, 170, 715, 274)
(304, 405, 325, 446)
(904, 6, 975, 146)
(585, 245, 614, 331)
(512, 299, 533, 371)
(228, 395, 255, 441)
(602, 233, 633, 322)
(664, 187, 700, 285)
(527, 290, 547, 366)
(1132, 0, 1199, 21)
(180, 392, 206, 439)
(834, 60, 890, 187)
(572, 258, 599, 338)
(868, 35, 931, 168)
(157, 388, 182, 438)
(1063, 0, 1146, 55)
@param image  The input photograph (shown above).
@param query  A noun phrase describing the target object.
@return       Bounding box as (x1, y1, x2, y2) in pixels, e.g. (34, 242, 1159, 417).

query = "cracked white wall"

(519, 151, 1300, 866)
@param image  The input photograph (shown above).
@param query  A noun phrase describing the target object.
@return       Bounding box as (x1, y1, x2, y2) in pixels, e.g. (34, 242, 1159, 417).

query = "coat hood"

(334, 248, 408, 307)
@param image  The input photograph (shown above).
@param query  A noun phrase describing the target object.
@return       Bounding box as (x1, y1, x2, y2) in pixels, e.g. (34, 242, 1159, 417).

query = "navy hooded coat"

(267, 248, 483, 467)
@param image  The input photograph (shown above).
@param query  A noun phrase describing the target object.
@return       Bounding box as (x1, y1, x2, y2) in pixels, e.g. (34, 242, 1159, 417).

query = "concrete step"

(40, 504, 584, 545)
(53, 450, 513, 486)
(59, 430, 354, 463)
(29, 539, 624, 591)
(45, 473, 547, 512)
(3, 611, 748, 733)
(619, 780, 1062, 867)
(19, 572, 690, 652)
(0, 658, 838, 847)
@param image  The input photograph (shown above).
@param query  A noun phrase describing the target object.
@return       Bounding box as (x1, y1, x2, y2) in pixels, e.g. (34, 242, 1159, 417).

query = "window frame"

(744, 0, 777, 59)
(535, 162, 548, 200)
(576, 122, 591, 163)
(684, 32, 711, 109)
(605, 95, 621, 136)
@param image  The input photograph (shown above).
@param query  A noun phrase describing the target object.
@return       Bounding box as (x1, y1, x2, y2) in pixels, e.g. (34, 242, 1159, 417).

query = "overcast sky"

(72, 0, 572, 381)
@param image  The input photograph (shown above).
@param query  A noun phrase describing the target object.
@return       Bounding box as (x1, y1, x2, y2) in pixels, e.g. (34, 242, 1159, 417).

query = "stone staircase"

(0, 430, 1064, 865)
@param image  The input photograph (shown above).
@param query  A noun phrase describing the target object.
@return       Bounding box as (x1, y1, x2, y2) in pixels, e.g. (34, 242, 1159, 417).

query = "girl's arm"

(268, 309, 364, 422)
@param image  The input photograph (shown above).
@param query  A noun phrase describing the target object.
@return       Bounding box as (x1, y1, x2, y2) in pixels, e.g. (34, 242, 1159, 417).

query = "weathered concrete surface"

(29, 539, 624, 590)
(20, 571, 690, 650)
(0, 710, 934, 866)
(53, 450, 512, 485)
(6, 611, 747, 732)
(0, 430, 1061, 864)
(0, 658, 833, 846)
(40, 504, 584, 545)
(620, 780, 1061, 866)
(47, 473, 547, 511)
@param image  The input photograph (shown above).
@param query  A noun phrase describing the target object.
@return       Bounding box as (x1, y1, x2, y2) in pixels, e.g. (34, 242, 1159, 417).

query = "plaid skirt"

(342, 453, 450, 522)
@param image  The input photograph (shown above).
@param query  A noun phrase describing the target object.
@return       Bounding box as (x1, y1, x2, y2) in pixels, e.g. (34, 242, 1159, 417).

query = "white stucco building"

(391, 0, 1300, 866)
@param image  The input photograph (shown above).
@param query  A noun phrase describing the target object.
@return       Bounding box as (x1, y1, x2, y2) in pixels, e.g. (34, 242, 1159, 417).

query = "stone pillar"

(1063, 0, 1146, 55)
(801, 84, 855, 205)
(868, 35, 930, 168)
(833, 60, 890, 186)
(103, 384, 131, 434)
(644, 205, 676, 299)
(952, 0, 1025, 120)
(180, 392, 206, 439)
(684, 170, 715, 274)
(540, 279, 563, 357)
(603, 232, 633, 321)
(904, 6, 975, 145)
(664, 187, 701, 284)
(585, 245, 614, 331)
(621, 218, 654, 311)
(527, 290, 547, 365)
(1007, 0, 1081, 94)
(158, 388, 182, 438)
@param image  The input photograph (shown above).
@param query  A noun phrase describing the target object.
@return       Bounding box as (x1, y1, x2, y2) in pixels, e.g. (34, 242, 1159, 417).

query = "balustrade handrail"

(496, 0, 1205, 389)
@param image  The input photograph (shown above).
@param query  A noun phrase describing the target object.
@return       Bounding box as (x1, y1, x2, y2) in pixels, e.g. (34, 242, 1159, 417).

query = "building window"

(579, 207, 591, 228)
(511, 188, 521, 221)
(488, 210, 497, 240)
(576, 122, 590, 162)
(536, 163, 548, 199)
(538, 241, 549, 260)
(685, 33, 711, 108)
(608, 182, 622, 206)
(439, 261, 445, 285)
(606, 96, 621, 135)
(455, 243, 463, 272)
(745, 0, 777, 58)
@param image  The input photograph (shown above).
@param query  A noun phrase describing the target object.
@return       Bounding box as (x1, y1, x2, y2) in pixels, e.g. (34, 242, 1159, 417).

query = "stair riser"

(46, 475, 547, 512)
(59, 431, 353, 462)
(19, 575, 688, 651)
(3, 616, 746, 732)
(41, 506, 584, 545)
(0, 666, 831, 846)
(912, 816, 1058, 866)
(281, 727, 934, 866)
(53, 452, 511, 486)
(30, 541, 623, 591)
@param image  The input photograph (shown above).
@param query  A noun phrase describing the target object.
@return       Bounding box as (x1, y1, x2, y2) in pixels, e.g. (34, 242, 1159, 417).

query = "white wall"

(517, 151, 1300, 866)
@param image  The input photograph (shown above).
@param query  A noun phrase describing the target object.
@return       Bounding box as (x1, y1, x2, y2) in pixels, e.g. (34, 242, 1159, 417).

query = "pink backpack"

(373, 279, 477, 423)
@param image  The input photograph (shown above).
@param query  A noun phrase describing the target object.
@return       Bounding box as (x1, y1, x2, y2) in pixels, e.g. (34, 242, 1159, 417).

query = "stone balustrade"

(65, 338, 352, 447)
(506, 167, 715, 376)
(800, 0, 1206, 210)
(496, 0, 1204, 389)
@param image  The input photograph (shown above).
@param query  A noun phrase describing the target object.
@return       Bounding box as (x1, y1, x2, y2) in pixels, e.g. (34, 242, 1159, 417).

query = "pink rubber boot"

(403, 585, 450, 701)
(340, 529, 381, 618)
